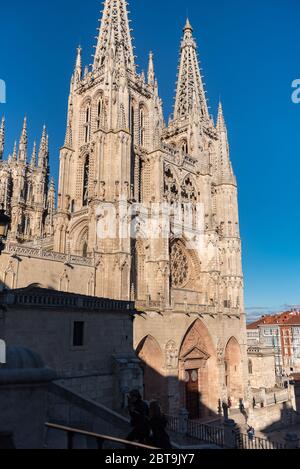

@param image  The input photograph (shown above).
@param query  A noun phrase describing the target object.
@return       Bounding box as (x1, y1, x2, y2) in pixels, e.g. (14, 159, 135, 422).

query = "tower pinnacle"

(75, 46, 82, 82)
(18, 116, 28, 162)
(38, 125, 48, 168)
(217, 101, 226, 132)
(0, 116, 5, 160)
(173, 20, 209, 121)
(93, 0, 135, 73)
(31, 141, 37, 167)
(148, 51, 155, 86)
(184, 18, 193, 32)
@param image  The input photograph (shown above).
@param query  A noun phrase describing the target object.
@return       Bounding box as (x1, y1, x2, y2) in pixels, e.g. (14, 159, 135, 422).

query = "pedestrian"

(228, 397, 232, 409)
(247, 426, 255, 442)
(148, 401, 172, 449)
(126, 390, 150, 445)
(239, 398, 245, 413)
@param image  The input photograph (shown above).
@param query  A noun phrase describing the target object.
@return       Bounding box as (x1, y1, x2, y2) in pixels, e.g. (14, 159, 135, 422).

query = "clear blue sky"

(1, 0, 300, 319)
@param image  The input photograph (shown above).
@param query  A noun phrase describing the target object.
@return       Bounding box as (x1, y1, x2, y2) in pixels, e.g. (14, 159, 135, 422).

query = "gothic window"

(84, 105, 91, 143)
(248, 360, 253, 375)
(82, 241, 88, 258)
(170, 241, 190, 288)
(97, 96, 104, 130)
(25, 216, 30, 236)
(139, 106, 145, 147)
(164, 167, 179, 205)
(181, 177, 197, 203)
(27, 183, 33, 203)
(181, 139, 188, 154)
(82, 156, 90, 206)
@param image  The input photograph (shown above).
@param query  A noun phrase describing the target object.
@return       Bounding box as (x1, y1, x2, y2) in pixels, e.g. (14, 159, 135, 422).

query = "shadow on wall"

(135, 320, 246, 423)
(258, 401, 300, 444)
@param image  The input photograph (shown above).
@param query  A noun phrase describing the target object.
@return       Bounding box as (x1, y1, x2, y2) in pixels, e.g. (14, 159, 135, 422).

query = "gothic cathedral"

(0, 0, 249, 417)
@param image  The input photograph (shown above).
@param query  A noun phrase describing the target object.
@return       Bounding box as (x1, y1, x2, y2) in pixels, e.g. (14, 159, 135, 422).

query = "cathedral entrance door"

(185, 369, 200, 420)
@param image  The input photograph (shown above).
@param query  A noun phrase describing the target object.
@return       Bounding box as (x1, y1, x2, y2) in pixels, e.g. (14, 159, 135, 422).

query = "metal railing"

(187, 421, 225, 447)
(45, 423, 159, 450)
(236, 432, 285, 450)
(166, 415, 180, 433)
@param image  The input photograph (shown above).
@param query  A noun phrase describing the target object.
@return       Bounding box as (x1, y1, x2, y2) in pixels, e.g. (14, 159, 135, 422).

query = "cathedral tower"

(0, 1, 249, 417)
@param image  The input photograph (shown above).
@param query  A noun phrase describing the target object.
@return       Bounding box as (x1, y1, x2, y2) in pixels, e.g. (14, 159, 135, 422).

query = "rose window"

(171, 242, 189, 288)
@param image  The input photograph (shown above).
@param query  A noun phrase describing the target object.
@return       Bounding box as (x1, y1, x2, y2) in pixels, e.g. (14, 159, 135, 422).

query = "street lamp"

(0, 205, 10, 254)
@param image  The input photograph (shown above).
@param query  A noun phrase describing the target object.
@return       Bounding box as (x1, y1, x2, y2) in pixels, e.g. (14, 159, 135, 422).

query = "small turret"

(148, 51, 155, 86)
(0, 116, 5, 160)
(74, 46, 82, 83)
(18, 116, 28, 162)
(12, 140, 17, 161)
(38, 125, 48, 169)
(31, 141, 37, 167)
(216, 102, 235, 185)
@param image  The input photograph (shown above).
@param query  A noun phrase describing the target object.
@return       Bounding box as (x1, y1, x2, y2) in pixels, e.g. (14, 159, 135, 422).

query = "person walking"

(148, 401, 172, 449)
(126, 390, 150, 445)
(247, 426, 255, 443)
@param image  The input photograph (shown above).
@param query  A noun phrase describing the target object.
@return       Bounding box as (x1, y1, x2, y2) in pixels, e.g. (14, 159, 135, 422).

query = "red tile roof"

(247, 310, 300, 329)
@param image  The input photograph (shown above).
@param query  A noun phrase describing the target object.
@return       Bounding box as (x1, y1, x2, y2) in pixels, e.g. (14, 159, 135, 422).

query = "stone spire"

(216, 102, 235, 184)
(0, 116, 4, 159)
(93, 0, 135, 73)
(38, 125, 48, 168)
(173, 19, 209, 120)
(48, 178, 55, 208)
(12, 140, 17, 161)
(18, 116, 28, 162)
(148, 51, 155, 86)
(74, 46, 82, 83)
(216, 101, 226, 132)
(31, 141, 37, 167)
(64, 122, 72, 148)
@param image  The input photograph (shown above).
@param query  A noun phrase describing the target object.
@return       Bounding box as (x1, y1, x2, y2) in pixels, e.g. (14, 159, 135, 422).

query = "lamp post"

(0, 205, 10, 254)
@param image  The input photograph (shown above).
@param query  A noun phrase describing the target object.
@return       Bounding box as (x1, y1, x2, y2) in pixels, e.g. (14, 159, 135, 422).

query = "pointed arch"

(136, 335, 165, 407)
(179, 319, 218, 419)
(139, 103, 149, 148)
(224, 337, 244, 407)
(80, 97, 92, 144)
(164, 165, 180, 204)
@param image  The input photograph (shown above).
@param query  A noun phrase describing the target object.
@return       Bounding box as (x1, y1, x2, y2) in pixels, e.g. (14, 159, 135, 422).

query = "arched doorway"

(179, 320, 218, 420)
(224, 337, 244, 407)
(136, 336, 165, 407)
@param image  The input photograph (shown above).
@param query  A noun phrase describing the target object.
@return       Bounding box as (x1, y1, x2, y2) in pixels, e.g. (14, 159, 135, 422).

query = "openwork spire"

(148, 51, 155, 86)
(216, 102, 235, 184)
(18, 116, 28, 162)
(0, 116, 4, 159)
(174, 19, 209, 120)
(216, 101, 226, 132)
(93, 0, 135, 72)
(38, 125, 48, 168)
(31, 141, 37, 167)
(74, 46, 82, 82)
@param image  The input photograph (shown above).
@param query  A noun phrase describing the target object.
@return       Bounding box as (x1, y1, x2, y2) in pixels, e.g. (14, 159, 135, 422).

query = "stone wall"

(0, 248, 94, 295)
(248, 401, 295, 433)
(2, 305, 133, 378)
(46, 382, 131, 448)
(0, 288, 142, 413)
(248, 352, 276, 390)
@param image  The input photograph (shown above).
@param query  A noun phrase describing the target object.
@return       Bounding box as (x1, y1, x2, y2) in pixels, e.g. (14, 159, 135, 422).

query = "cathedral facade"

(0, 0, 249, 417)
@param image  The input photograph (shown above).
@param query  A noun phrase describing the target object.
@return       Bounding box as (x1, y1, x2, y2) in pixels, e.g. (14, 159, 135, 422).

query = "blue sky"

(1, 0, 300, 319)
